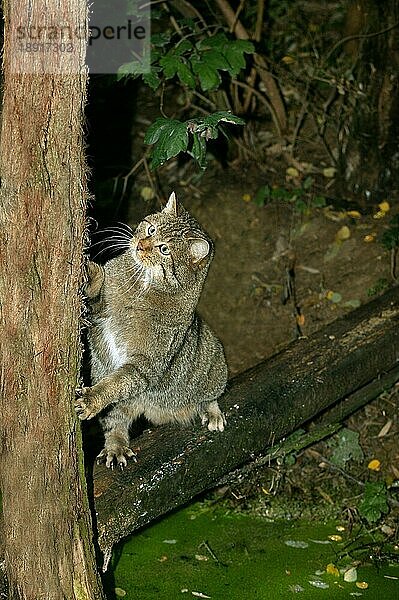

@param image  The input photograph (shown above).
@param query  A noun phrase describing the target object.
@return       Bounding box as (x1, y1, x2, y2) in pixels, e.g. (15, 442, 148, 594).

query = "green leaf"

(178, 17, 197, 32)
(144, 118, 171, 145)
(117, 60, 144, 80)
(196, 33, 229, 51)
(142, 70, 161, 91)
(359, 482, 389, 523)
(270, 187, 291, 200)
(294, 199, 308, 213)
(200, 111, 245, 127)
(149, 47, 162, 65)
(303, 176, 314, 190)
(189, 134, 207, 170)
(381, 219, 399, 250)
(145, 119, 189, 169)
(144, 112, 244, 171)
(190, 56, 221, 91)
(313, 195, 326, 208)
(224, 40, 255, 76)
(254, 185, 271, 207)
(159, 54, 181, 79)
(201, 48, 231, 72)
(176, 62, 196, 88)
(151, 32, 171, 47)
(330, 428, 364, 468)
(172, 39, 193, 56)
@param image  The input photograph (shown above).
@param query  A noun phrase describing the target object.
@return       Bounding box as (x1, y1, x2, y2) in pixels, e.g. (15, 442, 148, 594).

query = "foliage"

(367, 278, 390, 297)
(381, 215, 399, 251)
(143, 112, 244, 170)
(118, 15, 254, 171)
(253, 176, 326, 213)
(129, 32, 255, 93)
(358, 482, 389, 523)
(329, 428, 364, 468)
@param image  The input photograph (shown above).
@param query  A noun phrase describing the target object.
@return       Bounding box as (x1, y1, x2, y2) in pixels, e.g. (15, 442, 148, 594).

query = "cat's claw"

(96, 446, 137, 470)
(75, 387, 101, 420)
(75, 398, 97, 420)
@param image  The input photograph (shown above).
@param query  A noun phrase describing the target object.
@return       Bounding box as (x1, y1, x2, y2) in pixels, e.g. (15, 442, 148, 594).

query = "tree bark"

(0, 2, 105, 599)
(93, 286, 399, 558)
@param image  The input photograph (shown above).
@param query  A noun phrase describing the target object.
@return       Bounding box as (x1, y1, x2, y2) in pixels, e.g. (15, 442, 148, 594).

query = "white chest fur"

(101, 318, 128, 369)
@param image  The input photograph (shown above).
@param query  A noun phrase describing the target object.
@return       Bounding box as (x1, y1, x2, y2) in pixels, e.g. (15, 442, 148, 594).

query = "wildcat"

(75, 192, 227, 468)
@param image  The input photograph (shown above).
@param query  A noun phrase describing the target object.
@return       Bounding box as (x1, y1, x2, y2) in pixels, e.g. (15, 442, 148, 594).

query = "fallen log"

(93, 286, 399, 560)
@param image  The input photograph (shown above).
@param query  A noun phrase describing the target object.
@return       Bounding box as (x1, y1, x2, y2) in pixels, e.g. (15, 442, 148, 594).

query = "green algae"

(109, 503, 399, 599)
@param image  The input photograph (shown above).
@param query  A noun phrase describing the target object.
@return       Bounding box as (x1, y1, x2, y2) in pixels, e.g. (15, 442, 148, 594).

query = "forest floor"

(128, 154, 399, 540)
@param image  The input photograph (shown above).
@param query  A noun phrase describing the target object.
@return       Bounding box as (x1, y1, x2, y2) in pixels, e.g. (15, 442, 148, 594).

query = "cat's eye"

(159, 244, 170, 256)
(147, 224, 156, 236)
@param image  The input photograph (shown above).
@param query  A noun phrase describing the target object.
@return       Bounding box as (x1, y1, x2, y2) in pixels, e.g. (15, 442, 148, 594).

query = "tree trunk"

(0, 2, 105, 598)
(94, 286, 399, 557)
(336, 0, 399, 202)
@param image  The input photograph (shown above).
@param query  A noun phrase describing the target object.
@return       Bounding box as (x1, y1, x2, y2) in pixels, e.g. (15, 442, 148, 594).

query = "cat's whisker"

(125, 263, 153, 300)
(118, 263, 145, 296)
(90, 236, 131, 248)
(91, 242, 131, 261)
(116, 221, 134, 234)
(119, 267, 142, 294)
(98, 228, 132, 238)
(91, 227, 133, 240)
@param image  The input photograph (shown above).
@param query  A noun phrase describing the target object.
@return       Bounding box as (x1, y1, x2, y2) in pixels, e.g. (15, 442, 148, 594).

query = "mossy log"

(93, 287, 399, 558)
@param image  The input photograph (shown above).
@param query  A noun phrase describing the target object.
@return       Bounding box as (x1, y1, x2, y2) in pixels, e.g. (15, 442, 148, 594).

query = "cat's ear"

(189, 239, 210, 265)
(163, 191, 180, 217)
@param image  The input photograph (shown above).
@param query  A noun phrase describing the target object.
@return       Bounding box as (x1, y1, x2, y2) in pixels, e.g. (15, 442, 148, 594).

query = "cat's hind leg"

(97, 408, 137, 469)
(201, 400, 226, 432)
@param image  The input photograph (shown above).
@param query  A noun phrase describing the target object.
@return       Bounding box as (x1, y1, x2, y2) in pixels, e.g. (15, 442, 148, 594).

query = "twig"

(214, 0, 287, 134)
(216, 423, 343, 487)
(242, 0, 264, 113)
(170, 0, 209, 33)
(120, 157, 145, 198)
(162, 1, 183, 36)
(230, 0, 245, 34)
(390, 247, 398, 280)
(199, 540, 223, 564)
(308, 449, 399, 509)
(191, 90, 217, 109)
(324, 20, 399, 64)
(233, 79, 275, 123)
(254, 0, 264, 42)
(291, 81, 310, 154)
(307, 449, 365, 488)
(159, 82, 168, 118)
(142, 156, 159, 201)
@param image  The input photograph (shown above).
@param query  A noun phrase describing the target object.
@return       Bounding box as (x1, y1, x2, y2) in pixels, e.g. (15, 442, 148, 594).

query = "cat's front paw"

(201, 400, 226, 432)
(75, 387, 102, 420)
(96, 446, 137, 470)
(85, 261, 105, 299)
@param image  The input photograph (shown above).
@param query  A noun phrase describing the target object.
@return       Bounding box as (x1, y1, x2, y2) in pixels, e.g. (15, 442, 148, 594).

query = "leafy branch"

(143, 111, 245, 170)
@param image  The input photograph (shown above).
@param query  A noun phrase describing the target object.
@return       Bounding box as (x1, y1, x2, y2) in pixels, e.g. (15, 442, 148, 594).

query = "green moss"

(109, 502, 399, 599)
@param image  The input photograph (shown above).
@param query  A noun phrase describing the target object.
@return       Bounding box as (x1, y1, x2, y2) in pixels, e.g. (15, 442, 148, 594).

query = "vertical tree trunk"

(0, 2, 105, 599)
(336, 0, 399, 202)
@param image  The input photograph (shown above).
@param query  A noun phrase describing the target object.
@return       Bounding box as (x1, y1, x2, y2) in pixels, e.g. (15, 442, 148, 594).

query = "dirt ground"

(127, 158, 399, 530)
(129, 162, 394, 375)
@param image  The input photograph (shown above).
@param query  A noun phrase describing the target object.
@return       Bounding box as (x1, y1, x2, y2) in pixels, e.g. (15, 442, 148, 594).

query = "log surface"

(93, 287, 399, 552)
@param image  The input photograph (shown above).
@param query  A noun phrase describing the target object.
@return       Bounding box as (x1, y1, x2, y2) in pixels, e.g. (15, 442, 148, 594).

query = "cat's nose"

(137, 238, 152, 252)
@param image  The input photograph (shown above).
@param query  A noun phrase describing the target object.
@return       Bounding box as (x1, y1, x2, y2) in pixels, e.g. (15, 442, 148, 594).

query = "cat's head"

(130, 192, 214, 292)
